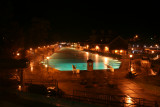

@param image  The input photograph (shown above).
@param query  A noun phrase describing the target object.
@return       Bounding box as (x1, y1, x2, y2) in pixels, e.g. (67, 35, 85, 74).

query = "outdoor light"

(115, 50, 118, 53)
(30, 48, 32, 51)
(120, 50, 123, 53)
(129, 54, 133, 73)
(87, 45, 89, 49)
(46, 56, 50, 59)
(129, 54, 133, 58)
(17, 53, 20, 56)
(105, 47, 109, 51)
(18, 85, 22, 91)
(96, 46, 99, 50)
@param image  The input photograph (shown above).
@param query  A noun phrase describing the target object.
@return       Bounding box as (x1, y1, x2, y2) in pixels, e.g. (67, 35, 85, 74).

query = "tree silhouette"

(28, 17, 51, 47)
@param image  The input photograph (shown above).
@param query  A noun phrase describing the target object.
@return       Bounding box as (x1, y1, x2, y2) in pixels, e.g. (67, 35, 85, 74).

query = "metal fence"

(62, 90, 158, 107)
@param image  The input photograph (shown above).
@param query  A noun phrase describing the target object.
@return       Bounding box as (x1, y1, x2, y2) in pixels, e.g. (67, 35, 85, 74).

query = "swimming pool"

(44, 47, 121, 71)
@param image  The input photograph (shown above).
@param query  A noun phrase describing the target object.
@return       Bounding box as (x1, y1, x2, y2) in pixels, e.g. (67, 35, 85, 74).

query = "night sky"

(1, 0, 160, 42)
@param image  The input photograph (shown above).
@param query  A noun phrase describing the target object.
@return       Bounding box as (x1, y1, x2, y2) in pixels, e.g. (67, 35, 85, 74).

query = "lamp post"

(129, 54, 133, 73)
(155, 44, 158, 58)
(46, 57, 50, 72)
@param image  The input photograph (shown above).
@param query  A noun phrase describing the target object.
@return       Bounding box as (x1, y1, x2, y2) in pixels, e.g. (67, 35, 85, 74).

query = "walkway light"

(129, 54, 133, 58)
(129, 54, 133, 73)
(87, 45, 89, 49)
(17, 53, 20, 56)
(96, 46, 99, 50)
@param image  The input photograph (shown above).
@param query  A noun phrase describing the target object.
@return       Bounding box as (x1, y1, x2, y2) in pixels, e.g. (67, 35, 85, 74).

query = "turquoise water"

(44, 47, 121, 71)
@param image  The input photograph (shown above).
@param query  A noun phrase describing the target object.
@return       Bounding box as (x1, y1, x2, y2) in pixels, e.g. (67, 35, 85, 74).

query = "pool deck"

(23, 47, 160, 104)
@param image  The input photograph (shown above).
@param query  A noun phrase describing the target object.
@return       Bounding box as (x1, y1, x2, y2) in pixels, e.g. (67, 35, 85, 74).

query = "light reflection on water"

(44, 48, 121, 71)
(30, 62, 33, 72)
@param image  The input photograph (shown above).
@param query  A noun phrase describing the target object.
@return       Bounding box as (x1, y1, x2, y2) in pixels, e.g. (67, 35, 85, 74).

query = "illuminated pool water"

(45, 47, 121, 71)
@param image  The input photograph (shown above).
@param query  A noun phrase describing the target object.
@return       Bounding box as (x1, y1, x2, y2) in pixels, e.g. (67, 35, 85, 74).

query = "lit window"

(105, 46, 109, 51)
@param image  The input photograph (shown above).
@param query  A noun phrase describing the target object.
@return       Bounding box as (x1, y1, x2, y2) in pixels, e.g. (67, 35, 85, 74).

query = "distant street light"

(155, 44, 159, 58)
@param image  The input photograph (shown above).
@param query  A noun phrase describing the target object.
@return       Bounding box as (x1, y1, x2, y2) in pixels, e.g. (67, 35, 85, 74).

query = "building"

(80, 36, 128, 55)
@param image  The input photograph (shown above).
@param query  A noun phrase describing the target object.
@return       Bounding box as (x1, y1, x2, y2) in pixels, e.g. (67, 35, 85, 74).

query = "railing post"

(155, 101, 159, 107)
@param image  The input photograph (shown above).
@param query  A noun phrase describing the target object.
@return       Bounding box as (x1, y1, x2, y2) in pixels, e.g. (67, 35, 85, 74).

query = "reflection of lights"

(131, 66, 134, 72)
(104, 57, 108, 65)
(30, 62, 33, 72)
(125, 96, 133, 105)
(86, 52, 89, 60)
(47, 87, 55, 90)
(95, 54, 98, 62)
(18, 85, 22, 91)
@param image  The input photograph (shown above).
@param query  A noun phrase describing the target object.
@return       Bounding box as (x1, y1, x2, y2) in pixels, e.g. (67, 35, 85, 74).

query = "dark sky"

(2, 0, 160, 41)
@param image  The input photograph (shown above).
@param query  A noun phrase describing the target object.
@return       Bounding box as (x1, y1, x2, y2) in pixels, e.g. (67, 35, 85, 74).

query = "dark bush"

(28, 84, 47, 95)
